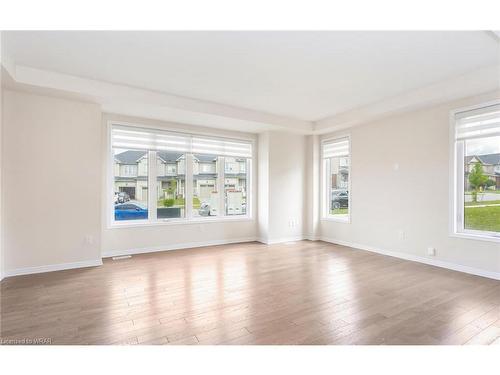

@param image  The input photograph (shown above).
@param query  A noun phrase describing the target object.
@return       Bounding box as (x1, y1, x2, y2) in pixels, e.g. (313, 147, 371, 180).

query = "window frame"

(321, 134, 352, 223)
(107, 121, 254, 228)
(449, 100, 500, 243)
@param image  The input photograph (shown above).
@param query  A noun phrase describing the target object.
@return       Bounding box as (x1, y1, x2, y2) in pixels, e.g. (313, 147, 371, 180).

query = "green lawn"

(464, 205, 500, 232)
(465, 200, 500, 206)
(158, 197, 201, 208)
(330, 208, 348, 215)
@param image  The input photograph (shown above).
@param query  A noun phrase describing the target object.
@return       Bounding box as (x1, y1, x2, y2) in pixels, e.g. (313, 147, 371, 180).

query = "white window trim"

(449, 100, 500, 243)
(107, 121, 254, 229)
(320, 134, 351, 223)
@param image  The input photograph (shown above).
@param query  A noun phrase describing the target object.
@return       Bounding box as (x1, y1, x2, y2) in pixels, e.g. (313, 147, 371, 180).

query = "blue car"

(115, 202, 148, 221)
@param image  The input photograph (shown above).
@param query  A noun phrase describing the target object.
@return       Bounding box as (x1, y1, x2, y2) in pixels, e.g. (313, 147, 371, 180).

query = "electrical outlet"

(427, 247, 436, 256)
(84, 235, 94, 246)
(398, 231, 406, 240)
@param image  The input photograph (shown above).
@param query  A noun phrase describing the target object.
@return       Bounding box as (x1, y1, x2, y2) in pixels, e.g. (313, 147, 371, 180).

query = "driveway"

(464, 192, 500, 202)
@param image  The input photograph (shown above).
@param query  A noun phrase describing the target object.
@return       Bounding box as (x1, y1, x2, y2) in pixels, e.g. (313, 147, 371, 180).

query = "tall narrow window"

(453, 103, 500, 239)
(322, 137, 350, 222)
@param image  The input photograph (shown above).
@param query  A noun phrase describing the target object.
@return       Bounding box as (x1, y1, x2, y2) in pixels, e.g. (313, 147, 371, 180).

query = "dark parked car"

(331, 190, 348, 209)
(115, 202, 148, 220)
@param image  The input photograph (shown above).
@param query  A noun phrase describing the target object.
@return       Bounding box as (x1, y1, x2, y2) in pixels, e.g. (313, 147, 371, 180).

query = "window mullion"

(148, 150, 157, 222)
(185, 153, 194, 219)
(321, 158, 326, 218)
(325, 158, 331, 217)
(456, 140, 465, 232)
(246, 158, 252, 218)
(218, 156, 225, 217)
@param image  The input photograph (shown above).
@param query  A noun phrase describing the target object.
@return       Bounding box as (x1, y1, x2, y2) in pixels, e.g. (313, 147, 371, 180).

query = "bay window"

(452, 102, 500, 241)
(110, 124, 252, 226)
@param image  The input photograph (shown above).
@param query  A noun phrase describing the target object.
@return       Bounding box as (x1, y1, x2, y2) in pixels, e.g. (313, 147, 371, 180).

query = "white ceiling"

(4, 31, 499, 123)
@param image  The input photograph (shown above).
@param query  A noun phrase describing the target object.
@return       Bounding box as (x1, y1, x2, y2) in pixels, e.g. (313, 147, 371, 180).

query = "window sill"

(321, 216, 351, 224)
(450, 231, 500, 244)
(108, 216, 254, 229)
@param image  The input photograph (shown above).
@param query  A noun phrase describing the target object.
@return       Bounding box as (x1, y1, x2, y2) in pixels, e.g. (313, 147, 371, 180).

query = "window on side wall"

(452, 103, 500, 241)
(322, 136, 350, 222)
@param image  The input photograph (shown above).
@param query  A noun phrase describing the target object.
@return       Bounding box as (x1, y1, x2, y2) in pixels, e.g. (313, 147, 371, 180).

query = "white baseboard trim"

(304, 234, 320, 241)
(102, 237, 258, 258)
(257, 236, 306, 245)
(4, 259, 103, 278)
(320, 236, 500, 281)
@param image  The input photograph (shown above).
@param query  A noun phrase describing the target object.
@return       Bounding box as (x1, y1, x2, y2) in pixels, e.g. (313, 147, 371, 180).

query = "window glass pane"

(225, 157, 247, 216)
(113, 149, 148, 221)
(192, 154, 219, 217)
(329, 156, 349, 216)
(156, 152, 185, 219)
(463, 135, 500, 233)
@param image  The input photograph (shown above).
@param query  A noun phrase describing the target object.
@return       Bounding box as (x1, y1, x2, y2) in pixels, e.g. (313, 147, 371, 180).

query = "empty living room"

(0, 1, 499, 374)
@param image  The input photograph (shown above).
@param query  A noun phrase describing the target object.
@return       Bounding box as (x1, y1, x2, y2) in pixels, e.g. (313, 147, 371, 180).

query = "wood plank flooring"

(1, 240, 499, 345)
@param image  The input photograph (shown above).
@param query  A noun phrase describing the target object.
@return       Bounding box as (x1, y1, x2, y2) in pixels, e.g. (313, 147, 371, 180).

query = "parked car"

(114, 191, 130, 204)
(198, 202, 211, 216)
(331, 190, 348, 209)
(198, 200, 247, 216)
(115, 202, 148, 220)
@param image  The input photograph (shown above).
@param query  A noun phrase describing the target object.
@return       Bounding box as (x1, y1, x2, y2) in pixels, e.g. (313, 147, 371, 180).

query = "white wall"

(100, 113, 258, 257)
(305, 134, 320, 240)
(258, 131, 306, 243)
(257, 132, 270, 241)
(0, 32, 4, 280)
(2, 90, 102, 274)
(0, 84, 3, 280)
(318, 91, 500, 275)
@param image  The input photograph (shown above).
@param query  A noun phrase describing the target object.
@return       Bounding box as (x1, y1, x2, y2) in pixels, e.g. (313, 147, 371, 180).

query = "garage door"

(199, 184, 215, 201)
(120, 186, 136, 200)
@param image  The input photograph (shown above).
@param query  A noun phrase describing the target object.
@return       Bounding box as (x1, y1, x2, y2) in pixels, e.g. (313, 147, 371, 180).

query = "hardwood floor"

(1, 240, 499, 345)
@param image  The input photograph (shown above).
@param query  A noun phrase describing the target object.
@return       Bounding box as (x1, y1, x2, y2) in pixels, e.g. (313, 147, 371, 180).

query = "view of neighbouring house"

(113, 150, 247, 209)
(330, 156, 349, 190)
(114, 150, 149, 202)
(463, 152, 500, 234)
(465, 153, 500, 190)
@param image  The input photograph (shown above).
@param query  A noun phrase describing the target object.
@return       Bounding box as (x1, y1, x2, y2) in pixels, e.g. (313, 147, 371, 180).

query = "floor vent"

(112, 255, 132, 260)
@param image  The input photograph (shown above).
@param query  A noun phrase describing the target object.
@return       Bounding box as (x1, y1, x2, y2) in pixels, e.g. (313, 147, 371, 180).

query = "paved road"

(464, 192, 500, 202)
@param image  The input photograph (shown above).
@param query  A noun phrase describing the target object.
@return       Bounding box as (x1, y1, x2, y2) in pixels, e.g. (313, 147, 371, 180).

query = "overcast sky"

(465, 136, 500, 156)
